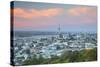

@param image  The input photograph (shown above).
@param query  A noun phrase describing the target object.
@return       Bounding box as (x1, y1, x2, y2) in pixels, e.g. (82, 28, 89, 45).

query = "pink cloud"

(14, 17, 58, 29)
(66, 7, 97, 25)
(13, 8, 63, 19)
(14, 22, 32, 28)
(67, 7, 96, 17)
(81, 17, 96, 24)
(13, 7, 97, 28)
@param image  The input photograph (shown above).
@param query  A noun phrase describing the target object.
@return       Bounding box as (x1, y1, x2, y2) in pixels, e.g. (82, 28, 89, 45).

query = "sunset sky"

(12, 1, 97, 32)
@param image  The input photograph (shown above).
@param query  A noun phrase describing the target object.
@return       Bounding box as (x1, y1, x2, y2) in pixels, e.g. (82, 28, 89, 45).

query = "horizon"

(13, 30, 97, 33)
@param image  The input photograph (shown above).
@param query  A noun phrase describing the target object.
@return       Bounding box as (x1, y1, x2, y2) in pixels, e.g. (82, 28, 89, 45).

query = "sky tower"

(58, 24, 61, 34)
(58, 24, 63, 38)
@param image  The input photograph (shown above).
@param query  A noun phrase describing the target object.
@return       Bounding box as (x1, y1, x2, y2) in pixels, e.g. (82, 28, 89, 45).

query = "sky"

(12, 1, 97, 32)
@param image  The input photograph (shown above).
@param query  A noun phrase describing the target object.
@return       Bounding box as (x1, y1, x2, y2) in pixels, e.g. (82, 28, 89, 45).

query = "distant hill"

(13, 31, 58, 37)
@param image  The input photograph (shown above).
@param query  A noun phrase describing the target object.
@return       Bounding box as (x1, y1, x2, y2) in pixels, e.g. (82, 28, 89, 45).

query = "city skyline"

(12, 1, 97, 32)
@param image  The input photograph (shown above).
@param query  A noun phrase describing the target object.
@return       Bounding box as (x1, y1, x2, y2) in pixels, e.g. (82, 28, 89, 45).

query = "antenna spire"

(58, 24, 61, 34)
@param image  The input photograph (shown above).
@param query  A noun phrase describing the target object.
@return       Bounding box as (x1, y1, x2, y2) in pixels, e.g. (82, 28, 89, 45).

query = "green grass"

(22, 48, 97, 65)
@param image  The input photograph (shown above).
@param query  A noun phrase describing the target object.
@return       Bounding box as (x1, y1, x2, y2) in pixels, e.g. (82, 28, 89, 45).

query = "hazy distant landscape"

(14, 31, 58, 37)
(14, 31, 96, 37)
